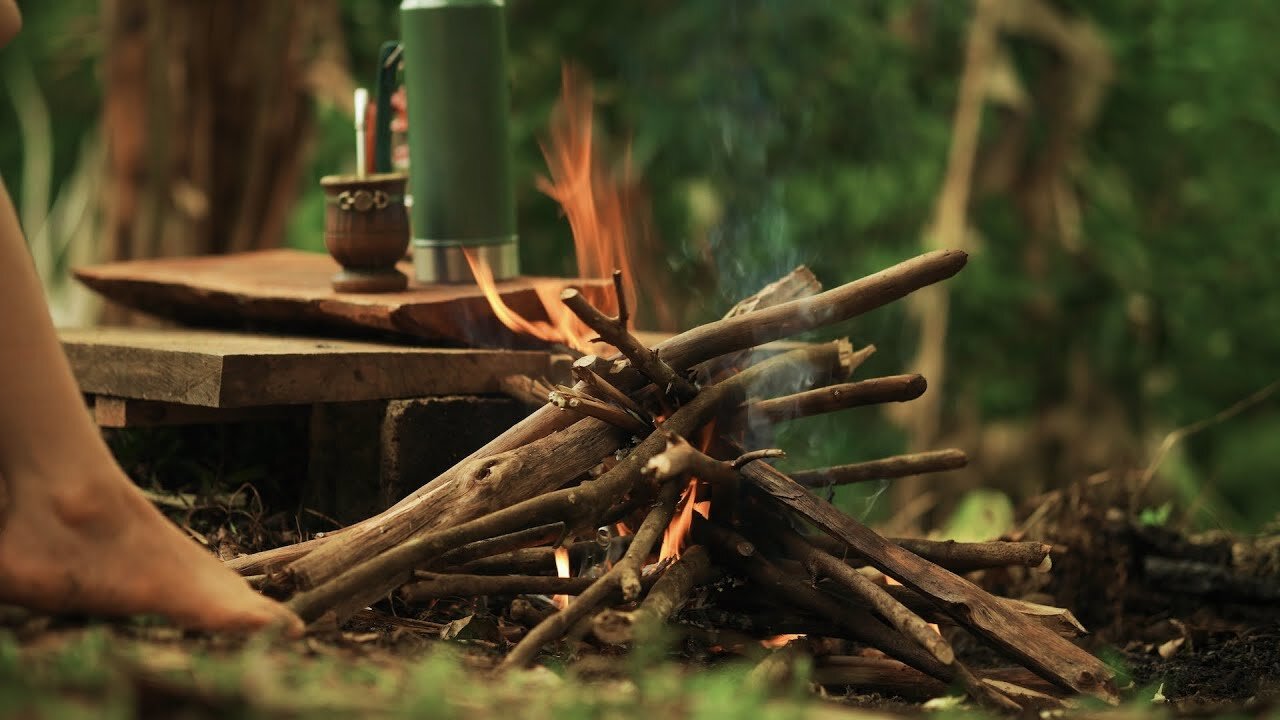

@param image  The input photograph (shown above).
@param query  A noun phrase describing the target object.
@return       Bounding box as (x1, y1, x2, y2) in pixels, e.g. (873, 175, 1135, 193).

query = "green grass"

(0, 625, 826, 720)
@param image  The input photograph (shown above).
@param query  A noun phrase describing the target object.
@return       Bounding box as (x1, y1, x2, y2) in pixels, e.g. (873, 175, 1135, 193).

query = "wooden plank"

(61, 327, 555, 408)
(73, 249, 611, 347)
(92, 396, 305, 428)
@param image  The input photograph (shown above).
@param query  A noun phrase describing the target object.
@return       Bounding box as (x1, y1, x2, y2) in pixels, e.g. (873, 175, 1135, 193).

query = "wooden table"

(62, 327, 567, 523)
(74, 249, 612, 347)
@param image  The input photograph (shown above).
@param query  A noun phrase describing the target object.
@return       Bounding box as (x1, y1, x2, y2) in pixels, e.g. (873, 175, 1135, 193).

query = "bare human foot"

(0, 462, 303, 635)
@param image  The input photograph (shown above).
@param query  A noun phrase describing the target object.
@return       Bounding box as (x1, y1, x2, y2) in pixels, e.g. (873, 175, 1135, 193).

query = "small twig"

(698, 520, 953, 683)
(612, 269, 629, 328)
(548, 387, 652, 435)
(443, 535, 631, 576)
(643, 432, 741, 485)
(790, 449, 967, 488)
(733, 449, 785, 468)
(777, 530, 955, 666)
(498, 480, 681, 671)
(593, 544, 717, 645)
(431, 523, 565, 569)
(738, 459, 1118, 703)
(571, 355, 652, 424)
(1140, 376, 1280, 494)
(561, 287, 698, 403)
(805, 533, 1053, 574)
(402, 573, 614, 604)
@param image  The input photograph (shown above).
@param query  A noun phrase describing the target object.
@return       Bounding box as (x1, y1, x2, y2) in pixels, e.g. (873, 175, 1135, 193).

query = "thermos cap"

(401, 0, 504, 8)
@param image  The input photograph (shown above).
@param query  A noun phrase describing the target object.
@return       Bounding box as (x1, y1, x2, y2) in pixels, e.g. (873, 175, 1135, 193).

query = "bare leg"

(0, 177, 301, 634)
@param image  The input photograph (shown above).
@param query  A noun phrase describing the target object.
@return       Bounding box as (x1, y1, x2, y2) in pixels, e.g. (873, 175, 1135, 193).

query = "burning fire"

(464, 64, 654, 351)
(658, 424, 716, 562)
(552, 545, 571, 610)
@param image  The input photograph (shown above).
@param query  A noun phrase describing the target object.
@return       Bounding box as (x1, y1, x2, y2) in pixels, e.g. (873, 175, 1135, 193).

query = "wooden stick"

(548, 386, 652, 435)
(611, 269, 630, 328)
(880, 585, 1087, 638)
(432, 523, 565, 569)
(237, 251, 966, 581)
(400, 573, 602, 603)
(498, 480, 680, 671)
(658, 250, 966, 374)
(806, 533, 1053, 573)
(697, 521, 952, 684)
(285, 346, 837, 624)
(813, 656, 1066, 705)
(571, 355, 652, 424)
(739, 460, 1118, 703)
(562, 287, 698, 403)
(446, 536, 630, 576)
(776, 531, 955, 666)
(642, 432, 777, 486)
(593, 544, 716, 645)
(791, 449, 968, 488)
(498, 374, 555, 406)
(743, 374, 927, 424)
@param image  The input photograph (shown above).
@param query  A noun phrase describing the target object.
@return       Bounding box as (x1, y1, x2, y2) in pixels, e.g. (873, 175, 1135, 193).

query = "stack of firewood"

(227, 250, 1117, 710)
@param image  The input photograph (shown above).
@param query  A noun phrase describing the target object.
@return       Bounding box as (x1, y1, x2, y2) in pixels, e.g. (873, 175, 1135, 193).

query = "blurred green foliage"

(3, 0, 1279, 529)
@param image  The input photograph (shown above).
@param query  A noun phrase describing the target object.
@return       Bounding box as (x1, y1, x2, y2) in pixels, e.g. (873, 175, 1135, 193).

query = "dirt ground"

(3, 465, 1277, 718)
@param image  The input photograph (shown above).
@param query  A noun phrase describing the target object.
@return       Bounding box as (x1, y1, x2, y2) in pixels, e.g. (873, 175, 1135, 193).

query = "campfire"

(223, 71, 1118, 712)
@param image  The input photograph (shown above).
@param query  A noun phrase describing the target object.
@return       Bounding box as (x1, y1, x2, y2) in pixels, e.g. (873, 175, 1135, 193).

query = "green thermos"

(399, 0, 518, 283)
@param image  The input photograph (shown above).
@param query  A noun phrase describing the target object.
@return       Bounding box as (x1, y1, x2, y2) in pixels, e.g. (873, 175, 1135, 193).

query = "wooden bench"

(61, 327, 567, 522)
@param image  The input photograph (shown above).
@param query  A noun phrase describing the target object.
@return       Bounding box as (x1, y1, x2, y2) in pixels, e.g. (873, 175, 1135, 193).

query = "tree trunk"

(99, 0, 345, 321)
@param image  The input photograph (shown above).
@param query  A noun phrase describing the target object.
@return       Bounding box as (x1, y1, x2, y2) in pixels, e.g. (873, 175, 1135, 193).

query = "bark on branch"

(791, 449, 968, 488)
(743, 374, 927, 425)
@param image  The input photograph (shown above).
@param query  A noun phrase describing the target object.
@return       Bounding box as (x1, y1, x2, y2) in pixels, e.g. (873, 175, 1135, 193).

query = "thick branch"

(743, 374, 927, 424)
(791, 449, 968, 488)
(739, 460, 1117, 703)
(593, 544, 716, 645)
(562, 287, 698, 403)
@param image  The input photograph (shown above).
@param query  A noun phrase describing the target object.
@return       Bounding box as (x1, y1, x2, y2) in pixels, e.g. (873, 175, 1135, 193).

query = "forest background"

(2, 0, 1277, 533)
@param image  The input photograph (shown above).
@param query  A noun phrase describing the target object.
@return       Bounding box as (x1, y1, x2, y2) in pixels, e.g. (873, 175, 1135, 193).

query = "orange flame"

(536, 65, 639, 318)
(552, 545, 571, 610)
(462, 249, 592, 352)
(464, 64, 660, 349)
(657, 424, 716, 561)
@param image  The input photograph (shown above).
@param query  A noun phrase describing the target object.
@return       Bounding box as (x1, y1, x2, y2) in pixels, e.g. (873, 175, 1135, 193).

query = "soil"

(4, 466, 1278, 717)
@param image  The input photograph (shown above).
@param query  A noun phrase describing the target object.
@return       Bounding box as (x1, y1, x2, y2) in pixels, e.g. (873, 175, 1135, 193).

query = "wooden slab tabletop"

(74, 249, 611, 347)
(60, 327, 558, 407)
